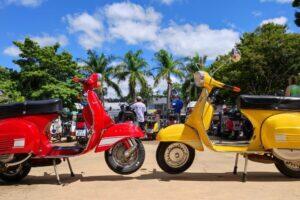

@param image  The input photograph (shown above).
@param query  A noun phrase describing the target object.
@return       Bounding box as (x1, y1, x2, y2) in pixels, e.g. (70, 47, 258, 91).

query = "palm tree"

(153, 49, 184, 109)
(79, 50, 122, 98)
(115, 50, 149, 101)
(182, 53, 207, 102)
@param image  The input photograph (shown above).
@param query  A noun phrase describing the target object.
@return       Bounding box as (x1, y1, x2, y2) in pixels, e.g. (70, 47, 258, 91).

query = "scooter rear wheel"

(0, 161, 31, 183)
(275, 159, 300, 178)
(105, 139, 145, 175)
(156, 142, 195, 174)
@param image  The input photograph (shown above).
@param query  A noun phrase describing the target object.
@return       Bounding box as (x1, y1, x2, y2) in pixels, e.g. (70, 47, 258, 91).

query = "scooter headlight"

(194, 71, 206, 87)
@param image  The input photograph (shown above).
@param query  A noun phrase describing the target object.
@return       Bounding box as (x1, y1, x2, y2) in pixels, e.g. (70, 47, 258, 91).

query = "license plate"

(76, 129, 87, 137)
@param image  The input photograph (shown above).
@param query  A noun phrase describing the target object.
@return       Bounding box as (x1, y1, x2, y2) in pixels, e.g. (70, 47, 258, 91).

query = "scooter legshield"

(95, 122, 144, 152)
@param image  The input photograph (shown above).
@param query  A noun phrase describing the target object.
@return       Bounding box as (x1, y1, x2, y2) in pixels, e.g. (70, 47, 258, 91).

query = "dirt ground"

(1, 141, 300, 200)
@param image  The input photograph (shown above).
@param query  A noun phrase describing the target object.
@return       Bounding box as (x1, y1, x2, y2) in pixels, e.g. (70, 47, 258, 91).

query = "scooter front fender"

(95, 122, 144, 152)
(156, 124, 204, 151)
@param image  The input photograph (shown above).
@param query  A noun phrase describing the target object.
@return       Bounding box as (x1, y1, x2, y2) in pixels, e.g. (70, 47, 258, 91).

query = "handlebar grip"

(223, 85, 241, 92)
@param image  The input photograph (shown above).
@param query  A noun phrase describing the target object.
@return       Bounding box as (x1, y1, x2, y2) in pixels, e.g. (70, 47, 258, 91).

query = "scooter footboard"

(156, 124, 204, 151)
(95, 122, 144, 152)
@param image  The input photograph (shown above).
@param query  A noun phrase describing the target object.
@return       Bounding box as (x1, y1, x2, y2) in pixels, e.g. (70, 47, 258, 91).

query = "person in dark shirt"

(171, 95, 183, 122)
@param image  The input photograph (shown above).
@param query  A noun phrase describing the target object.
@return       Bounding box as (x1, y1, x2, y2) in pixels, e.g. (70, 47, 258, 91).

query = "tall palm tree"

(182, 53, 207, 102)
(153, 49, 184, 109)
(80, 50, 122, 98)
(115, 50, 149, 101)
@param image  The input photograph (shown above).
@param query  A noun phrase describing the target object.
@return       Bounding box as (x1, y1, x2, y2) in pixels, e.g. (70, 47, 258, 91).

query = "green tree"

(293, 0, 300, 27)
(154, 49, 184, 108)
(182, 53, 207, 102)
(0, 66, 24, 103)
(79, 50, 122, 99)
(211, 24, 300, 100)
(12, 38, 80, 108)
(115, 50, 149, 101)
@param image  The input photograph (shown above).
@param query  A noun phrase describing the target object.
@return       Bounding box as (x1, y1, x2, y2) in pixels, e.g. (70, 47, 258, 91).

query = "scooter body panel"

(156, 124, 204, 151)
(0, 116, 52, 155)
(261, 112, 300, 150)
(95, 122, 144, 152)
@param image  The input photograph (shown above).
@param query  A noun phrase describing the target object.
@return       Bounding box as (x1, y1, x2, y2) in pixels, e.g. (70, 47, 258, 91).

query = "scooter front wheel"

(105, 138, 145, 175)
(156, 142, 195, 174)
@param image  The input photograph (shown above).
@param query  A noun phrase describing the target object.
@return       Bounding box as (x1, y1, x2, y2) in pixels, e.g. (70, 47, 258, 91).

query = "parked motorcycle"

(156, 71, 300, 182)
(0, 73, 145, 184)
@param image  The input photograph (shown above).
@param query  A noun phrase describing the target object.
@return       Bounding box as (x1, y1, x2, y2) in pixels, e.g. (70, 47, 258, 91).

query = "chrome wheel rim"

(3, 165, 22, 176)
(111, 142, 138, 167)
(164, 143, 189, 168)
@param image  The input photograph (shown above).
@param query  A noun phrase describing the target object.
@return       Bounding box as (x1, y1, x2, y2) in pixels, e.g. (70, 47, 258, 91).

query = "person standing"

(171, 95, 184, 122)
(131, 96, 146, 130)
(286, 76, 300, 97)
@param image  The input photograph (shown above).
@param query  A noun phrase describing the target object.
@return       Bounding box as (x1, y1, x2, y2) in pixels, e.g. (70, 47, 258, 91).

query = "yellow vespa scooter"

(156, 71, 300, 182)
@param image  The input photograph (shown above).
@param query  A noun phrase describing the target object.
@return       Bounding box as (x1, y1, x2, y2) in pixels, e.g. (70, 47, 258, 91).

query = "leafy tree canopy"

(12, 38, 80, 108)
(211, 24, 300, 103)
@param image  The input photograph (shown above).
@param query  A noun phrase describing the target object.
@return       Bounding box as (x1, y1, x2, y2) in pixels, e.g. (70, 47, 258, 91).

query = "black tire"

(275, 159, 300, 178)
(105, 139, 145, 175)
(156, 142, 195, 174)
(0, 162, 31, 183)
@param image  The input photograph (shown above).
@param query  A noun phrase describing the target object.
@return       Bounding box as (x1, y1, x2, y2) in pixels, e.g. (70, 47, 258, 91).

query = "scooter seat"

(238, 95, 300, 110)
(0, 99, 62, 119)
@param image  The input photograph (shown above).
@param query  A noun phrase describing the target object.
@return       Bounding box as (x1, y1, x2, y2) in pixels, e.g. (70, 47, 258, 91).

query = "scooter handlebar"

(223, 84, 241, 93)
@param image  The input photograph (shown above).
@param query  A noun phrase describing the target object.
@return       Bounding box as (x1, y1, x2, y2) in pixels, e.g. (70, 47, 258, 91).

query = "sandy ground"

(1, 141, 300, 200)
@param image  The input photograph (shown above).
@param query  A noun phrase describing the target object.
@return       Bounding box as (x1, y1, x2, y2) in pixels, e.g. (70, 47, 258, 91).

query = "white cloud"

(161, 0, 176, 5)
(31, 34, 68, 47)
(65, 2, 240, 60)
(252, 11, 262, 17)
(260, 16, 288, 26)
(4, 0, 44, 7)
(3, 46, 20, 57)
(104, 2, 161, 44)
(65, 12, 104, 49)
(260, 0, 293, 3)
(153, 24, 240, 59)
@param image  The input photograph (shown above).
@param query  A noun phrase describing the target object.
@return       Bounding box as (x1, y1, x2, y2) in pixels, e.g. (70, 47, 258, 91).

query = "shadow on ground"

(1, 169, 299, 186)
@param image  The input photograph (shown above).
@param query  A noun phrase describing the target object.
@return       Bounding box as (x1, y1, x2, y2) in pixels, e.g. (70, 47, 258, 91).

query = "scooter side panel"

(261, 112, 300, 150)
(95, 122, 144, 152)
(156, 124, 204, 151)
(0, 118, 40, 155)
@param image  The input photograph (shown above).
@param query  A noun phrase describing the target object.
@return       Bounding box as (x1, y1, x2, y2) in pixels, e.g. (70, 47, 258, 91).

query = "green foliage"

(292, 0, 300, 27)
(115, 50, 149, 101)
(79, 50, 121, 97)
(12, 38, 80, 108)
(0, 66, 24, 103)
(211, 24, 300, 102)
(182, 53, 207, 102)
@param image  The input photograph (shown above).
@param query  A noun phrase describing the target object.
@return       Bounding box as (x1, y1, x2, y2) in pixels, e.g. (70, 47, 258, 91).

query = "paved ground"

(1, 141, 300, 200)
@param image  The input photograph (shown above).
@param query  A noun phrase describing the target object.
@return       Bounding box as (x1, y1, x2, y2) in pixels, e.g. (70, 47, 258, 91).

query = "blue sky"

(0, 0, 298, 71)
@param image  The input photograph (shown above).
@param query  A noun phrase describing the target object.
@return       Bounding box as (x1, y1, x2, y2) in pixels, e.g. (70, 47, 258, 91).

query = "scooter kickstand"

(66, 157, 75, 177)
(53, 159, 62, 185)
(242, 155, 248, 182)
(233, 153, 239, 175)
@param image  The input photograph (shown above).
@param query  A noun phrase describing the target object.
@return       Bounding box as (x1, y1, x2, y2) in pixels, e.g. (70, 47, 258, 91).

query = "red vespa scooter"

(0, 73, 145, 184)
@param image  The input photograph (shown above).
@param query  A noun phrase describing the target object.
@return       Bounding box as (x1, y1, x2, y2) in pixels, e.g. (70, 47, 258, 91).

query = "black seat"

(0, 99, 62, 119)
(238, 95, 300, 110)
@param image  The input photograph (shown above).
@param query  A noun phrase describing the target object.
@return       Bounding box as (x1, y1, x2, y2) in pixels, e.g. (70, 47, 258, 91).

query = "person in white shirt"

(130, 96, 146, 130)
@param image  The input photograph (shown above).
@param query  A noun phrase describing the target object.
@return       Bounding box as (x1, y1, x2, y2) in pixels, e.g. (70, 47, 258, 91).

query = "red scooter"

(0, 73, 145, 184)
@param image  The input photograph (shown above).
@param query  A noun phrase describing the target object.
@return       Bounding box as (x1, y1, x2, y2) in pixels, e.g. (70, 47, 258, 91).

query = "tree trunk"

(167, 76, 172, 110)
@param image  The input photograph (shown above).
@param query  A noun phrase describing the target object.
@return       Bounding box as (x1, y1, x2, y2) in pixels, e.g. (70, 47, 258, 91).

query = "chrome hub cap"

(164, 143, 189, 168)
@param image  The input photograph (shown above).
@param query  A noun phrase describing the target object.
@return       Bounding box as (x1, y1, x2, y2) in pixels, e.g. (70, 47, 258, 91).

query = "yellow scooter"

(156, 71, 300, 182)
